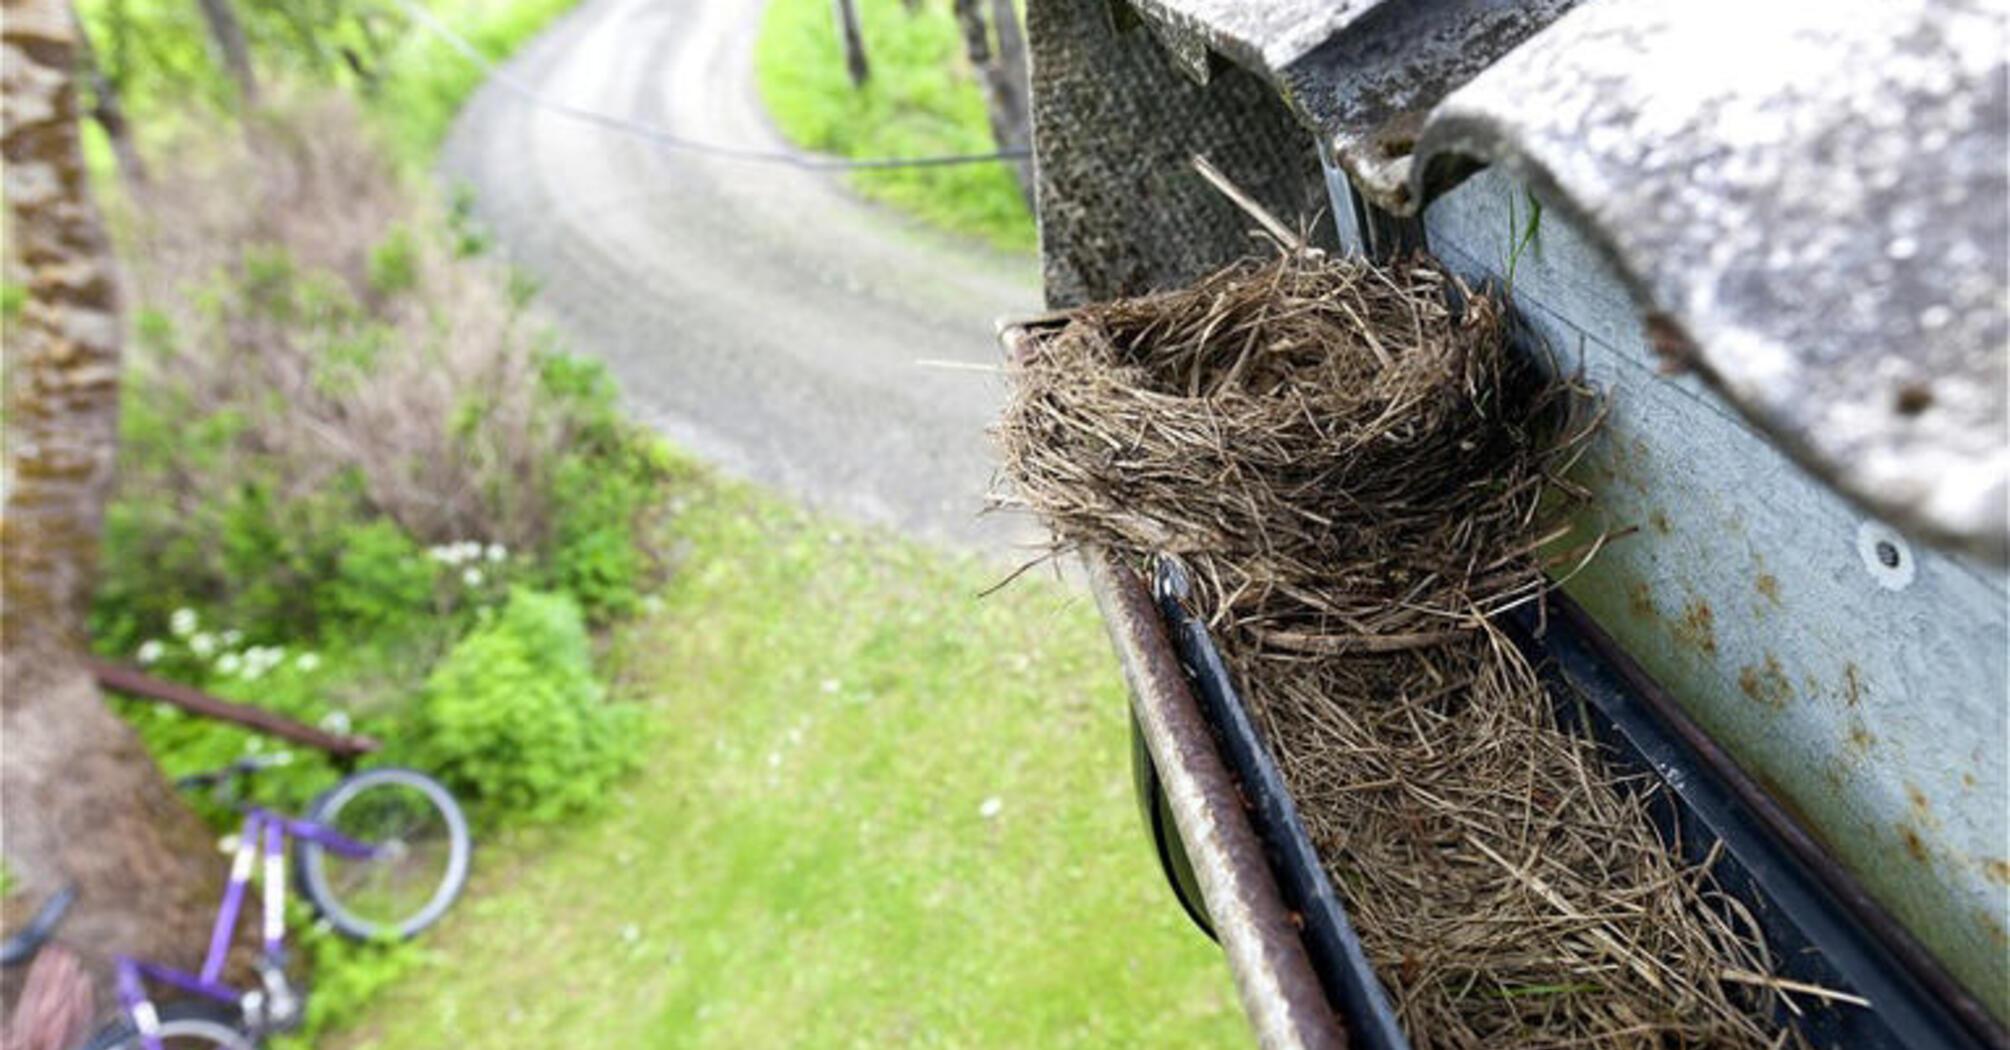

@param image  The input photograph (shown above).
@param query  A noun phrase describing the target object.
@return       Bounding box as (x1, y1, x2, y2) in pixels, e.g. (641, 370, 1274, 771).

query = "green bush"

(109, 615, 354, 818)
(95, 195, 669, 654)
(75, 0, 584, 165)
(536, 352, 674, 619)
(368, 0, 582, 162)
(322, 521, 438, 637)
(367, 225, 421, 297)
(408, 589, 643, 821)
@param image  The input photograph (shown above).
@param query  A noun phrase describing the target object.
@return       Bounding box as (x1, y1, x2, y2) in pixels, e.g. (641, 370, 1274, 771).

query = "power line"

(393, 0, 1031, 171)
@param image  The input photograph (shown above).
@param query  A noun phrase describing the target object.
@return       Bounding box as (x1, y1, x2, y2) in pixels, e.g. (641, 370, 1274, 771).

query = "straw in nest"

(995, 248, 1807, 1049)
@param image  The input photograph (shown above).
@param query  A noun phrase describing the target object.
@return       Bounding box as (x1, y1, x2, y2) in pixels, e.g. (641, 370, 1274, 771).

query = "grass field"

(332, 471, 1247, 1048)
(754, 0, 1037, 252)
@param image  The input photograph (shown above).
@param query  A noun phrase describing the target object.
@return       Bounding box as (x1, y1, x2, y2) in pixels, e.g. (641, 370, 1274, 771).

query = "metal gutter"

(1105, 534, 2004, 1048)
(1000, 295, 2005, 1048)
(1521, 596, 2008, 1050)
(1084, 546, 1347, 1050)
(1150, 557, 1407, 1050)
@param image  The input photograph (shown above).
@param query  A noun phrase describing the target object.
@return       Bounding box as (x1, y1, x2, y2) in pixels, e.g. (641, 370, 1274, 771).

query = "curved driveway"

(441, 0, 1042, 550)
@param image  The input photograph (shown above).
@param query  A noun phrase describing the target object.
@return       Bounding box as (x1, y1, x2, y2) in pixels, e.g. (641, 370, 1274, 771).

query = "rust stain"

(1898, 822, 1932, 865)
(1649, 509, 1672, 535)
(1905, 783, 1941, 829)
(1627, 580, 1656, 619)
(1737, 652, 1792, 708)
(1672, 599, 1716, 655)
(1842, 663, 1863, 707)
(1986, 860, 2010, 887)
(1846, 720, 1876, 754)
(1963, 772, 1978, 790)
(1600, 438, 1650, 494)
(1754, 573, 1781, 605)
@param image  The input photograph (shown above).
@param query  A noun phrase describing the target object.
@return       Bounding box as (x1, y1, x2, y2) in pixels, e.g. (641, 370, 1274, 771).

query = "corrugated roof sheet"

(1123, 0, 2010, 560)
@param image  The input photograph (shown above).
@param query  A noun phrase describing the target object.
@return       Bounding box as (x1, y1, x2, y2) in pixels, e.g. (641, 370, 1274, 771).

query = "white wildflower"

(427, 545, 453, 563)
(485, 542, 506, 563)
(189, 632, 216, 657)
(216, 652, 242, 675)
(170, 608, 198, 638)
(136, 640, 165, 665)
(462, 567, 484, 588)
(296, 652, 322, 672)
(819, 678, 841, 695)
(318, 710, 352, 734)
(245, 646, 283, 675)
(221, 629, 244, 648)
(978, 797, 1004, 820)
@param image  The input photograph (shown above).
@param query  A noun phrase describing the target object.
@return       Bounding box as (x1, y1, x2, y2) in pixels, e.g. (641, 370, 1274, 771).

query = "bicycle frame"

(115, 807, 375, 1049)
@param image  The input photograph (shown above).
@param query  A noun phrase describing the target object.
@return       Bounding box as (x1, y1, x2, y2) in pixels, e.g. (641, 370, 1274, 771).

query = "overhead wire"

(390, 0, 1032, 171)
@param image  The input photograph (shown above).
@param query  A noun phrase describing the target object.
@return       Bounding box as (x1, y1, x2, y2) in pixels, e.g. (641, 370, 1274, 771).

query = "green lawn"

(754, 0, 1037, 252)
(331, 472, 1247, 1048)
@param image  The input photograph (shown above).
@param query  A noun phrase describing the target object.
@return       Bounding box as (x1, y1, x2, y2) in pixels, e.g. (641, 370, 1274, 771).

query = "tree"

(71, 5, 147, 188)
(193, 0, 257, 107)
(2, 0, 221, 1007)
(832, 0, 870, 87)
(952, 0, 1033, 206)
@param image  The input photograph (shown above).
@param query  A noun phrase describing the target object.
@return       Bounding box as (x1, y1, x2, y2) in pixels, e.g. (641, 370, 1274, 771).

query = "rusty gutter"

(1085, 547, 1347, 1050)
(1150, 557, 1410, 1050)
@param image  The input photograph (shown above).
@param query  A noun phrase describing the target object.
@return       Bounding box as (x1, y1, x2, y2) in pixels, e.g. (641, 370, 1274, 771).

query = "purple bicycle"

(80, 756, 472, 1049)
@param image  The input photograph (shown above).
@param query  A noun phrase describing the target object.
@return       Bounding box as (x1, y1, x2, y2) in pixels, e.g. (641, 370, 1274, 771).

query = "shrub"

(321, 521, 438, 638)
(406, 589, 643, 821)
(93, 96, 670, 656)
(536, 352, 675, 618)
(366, 225, 420, 298)
(109, 619, 354, 819)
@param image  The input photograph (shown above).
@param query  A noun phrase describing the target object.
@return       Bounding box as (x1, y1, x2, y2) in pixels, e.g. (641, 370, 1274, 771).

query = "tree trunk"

(953, 0, 1035, 207)
(1, 0, 221, 1011)
(69, 5, 146, 189)
(192, 0, 257, 108)
(831, 0, 870, 87)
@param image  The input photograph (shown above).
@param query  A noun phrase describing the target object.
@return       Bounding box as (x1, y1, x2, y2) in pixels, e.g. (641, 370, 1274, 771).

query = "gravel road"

(440, 0, 1043, 551)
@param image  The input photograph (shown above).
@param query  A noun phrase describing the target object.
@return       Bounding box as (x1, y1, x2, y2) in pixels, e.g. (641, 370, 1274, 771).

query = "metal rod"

(1085, 547, 1347, 1050)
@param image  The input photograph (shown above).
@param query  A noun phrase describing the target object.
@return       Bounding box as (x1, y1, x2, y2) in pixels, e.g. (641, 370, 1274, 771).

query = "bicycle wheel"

(294, 767, 471, 940)
(79, 1001, 254, 1049)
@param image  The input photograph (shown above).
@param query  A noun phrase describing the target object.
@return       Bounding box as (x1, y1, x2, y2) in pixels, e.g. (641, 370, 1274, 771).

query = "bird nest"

(994, 249, 1795, 1048)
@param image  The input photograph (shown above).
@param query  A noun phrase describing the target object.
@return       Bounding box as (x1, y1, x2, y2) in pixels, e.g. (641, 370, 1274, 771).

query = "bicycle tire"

(77, 1000, 254, 1049)
(294, 767, 471, 940)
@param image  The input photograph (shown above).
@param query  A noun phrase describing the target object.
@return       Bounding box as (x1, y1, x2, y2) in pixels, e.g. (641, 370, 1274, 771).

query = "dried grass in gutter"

(993, 249, 1793, 1048)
